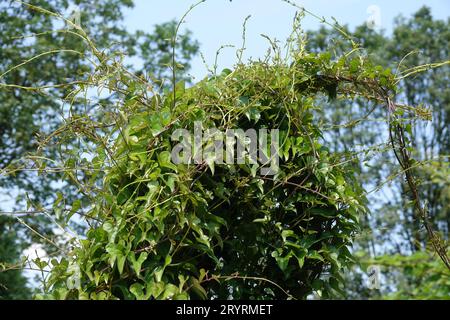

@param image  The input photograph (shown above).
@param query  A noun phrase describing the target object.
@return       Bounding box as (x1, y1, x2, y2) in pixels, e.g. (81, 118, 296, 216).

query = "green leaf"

(271, 250, 291, 272)
(117, 254, 126, 275)
(158, 151, 178, 172)
(128, 252, 148, 276)
(244, 107, 261, 123)
(148, 281, 165, 299)
(161, 284, 179, 300)
(154, 255, 172, 282)
(67, 199, 81, 222)
(130, 283, 148, 300)
(309, 207, 337, 218)
(160, 107, 172, 126)
(281, 230, 295, 242)
(329, 277, 345, 296)
(190, 278, 207, 300)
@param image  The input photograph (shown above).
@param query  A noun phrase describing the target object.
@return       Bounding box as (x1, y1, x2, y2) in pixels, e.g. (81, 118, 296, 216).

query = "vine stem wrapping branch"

(385, 96, 450, 271)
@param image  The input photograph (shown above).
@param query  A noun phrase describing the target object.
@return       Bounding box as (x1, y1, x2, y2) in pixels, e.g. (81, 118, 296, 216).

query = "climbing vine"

(1, 2, 448, 300)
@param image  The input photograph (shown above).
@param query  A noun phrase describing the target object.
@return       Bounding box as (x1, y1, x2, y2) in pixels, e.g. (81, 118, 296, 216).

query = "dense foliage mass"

(36, 33, 404, 299)
(0, 2, 448, 300)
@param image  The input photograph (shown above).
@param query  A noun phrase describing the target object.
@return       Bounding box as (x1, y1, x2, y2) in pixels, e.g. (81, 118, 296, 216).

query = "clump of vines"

(1, 1, 448, 300)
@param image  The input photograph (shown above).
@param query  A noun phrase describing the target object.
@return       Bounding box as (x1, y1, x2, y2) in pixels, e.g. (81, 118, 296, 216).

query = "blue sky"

(123, 0, 450, 81)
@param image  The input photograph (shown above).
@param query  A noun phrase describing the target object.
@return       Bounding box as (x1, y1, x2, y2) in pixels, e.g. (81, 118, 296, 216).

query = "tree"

(0, 0, 199, 299)
(385, 7, 449, 251)
(0, 216, 31, 299)
(306, 7, 450, 299)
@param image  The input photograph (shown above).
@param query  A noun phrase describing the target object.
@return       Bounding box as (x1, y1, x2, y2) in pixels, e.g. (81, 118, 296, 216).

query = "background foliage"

(306, 6, 450, 299)
(0, 0, 198, 299)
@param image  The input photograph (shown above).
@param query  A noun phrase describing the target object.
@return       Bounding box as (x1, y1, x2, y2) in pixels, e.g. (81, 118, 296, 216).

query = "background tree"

(0, 216, 31, 299)
(306, 7, 449, 299)
(0, 0, 199, 298)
